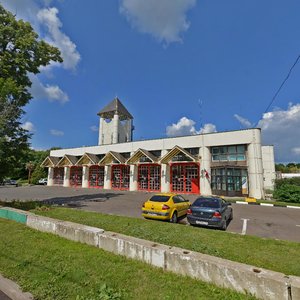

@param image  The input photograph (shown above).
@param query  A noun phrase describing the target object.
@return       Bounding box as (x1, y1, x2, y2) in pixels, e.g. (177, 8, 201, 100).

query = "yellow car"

(142, 193, 191, 223)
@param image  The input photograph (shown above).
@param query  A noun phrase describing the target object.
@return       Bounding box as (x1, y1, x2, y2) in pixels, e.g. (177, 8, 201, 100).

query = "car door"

(221, 199, 230, 219)
(172, 196, 184, 217)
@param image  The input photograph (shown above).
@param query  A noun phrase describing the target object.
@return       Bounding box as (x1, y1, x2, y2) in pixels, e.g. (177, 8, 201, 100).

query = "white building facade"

(42, 98, 275, 199)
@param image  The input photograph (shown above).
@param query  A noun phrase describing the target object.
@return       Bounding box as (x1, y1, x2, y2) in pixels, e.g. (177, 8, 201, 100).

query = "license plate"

(148, 213, 157, 216)
(196, 221, 208, 225)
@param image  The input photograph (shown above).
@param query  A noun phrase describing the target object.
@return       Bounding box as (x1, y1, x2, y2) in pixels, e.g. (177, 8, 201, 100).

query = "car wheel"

(170, 211, 178, 223)
(221, 218, 227, 231)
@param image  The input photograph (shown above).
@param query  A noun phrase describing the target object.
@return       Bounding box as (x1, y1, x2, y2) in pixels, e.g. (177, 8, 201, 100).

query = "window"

(211, 145, 246, 162)
(211, 167, 248, 195)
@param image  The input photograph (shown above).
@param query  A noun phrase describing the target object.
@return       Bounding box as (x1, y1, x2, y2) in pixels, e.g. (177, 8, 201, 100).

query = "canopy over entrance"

(41, 156, 60, 167)
(126, 148, 159, 164)
(56, 155, 79, 167)
(99, 151, 126, 165)
(76, 153, 101, 166)
(160, 145, 199, 164)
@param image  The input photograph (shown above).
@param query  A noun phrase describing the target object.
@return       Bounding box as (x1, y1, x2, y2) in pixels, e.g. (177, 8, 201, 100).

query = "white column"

(199, 146, 212, 195)
(129, 164, 138, 191)
(113, 112, 119, 144)
(104, 165, 111, 189)
(82, 165, 89, 188)
(98, 117, 104, 145)
(247, 129, 264, 199)
(63, 166, 70, 187)
(47, 167, 54, 186)
(161, 150, 170, 193)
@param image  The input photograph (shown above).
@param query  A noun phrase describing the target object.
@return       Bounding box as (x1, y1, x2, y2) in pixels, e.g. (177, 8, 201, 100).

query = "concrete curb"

(0, 274, 33, 300)
(235, 201, 300, 209)
(1, 207, 300, 300)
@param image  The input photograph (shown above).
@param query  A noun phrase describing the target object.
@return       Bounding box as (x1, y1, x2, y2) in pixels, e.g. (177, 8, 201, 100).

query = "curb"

(235, 201, 300, 209)
(0, 274, 33, 300)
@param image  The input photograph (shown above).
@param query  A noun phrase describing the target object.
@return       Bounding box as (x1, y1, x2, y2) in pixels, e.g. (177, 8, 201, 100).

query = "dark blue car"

(187, 196, 233, 230)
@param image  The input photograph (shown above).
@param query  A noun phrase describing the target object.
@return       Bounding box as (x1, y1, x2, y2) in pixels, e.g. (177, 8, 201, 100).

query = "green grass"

(0, 219, 256, 300)
(33, 207, 300, 277)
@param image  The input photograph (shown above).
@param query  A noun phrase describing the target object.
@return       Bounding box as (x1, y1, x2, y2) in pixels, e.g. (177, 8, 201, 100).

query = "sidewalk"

(0, 274, 33, 300)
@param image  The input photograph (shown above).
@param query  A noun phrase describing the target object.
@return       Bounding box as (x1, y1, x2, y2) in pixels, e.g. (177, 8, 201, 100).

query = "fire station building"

(42, 98, 275, 199)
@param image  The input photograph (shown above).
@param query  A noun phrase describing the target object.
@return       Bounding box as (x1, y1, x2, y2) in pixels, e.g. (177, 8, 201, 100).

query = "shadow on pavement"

(42, 193, 124, 208)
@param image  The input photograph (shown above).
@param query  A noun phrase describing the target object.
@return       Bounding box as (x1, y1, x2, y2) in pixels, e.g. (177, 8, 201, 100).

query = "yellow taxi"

(142, 193, 191, 223)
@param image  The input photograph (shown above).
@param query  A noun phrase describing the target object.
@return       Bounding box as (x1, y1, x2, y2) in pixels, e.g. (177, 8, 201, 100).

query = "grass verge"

(0, 219, 256, 300)
(33, 207, 300, 277)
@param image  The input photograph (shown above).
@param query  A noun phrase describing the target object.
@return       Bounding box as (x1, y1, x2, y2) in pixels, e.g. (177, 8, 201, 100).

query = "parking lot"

(0, 185, 300, 242)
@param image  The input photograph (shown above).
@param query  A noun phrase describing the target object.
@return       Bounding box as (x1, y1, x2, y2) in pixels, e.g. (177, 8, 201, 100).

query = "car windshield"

(193, 198, 221, 208)
(149, 195, 170, 202)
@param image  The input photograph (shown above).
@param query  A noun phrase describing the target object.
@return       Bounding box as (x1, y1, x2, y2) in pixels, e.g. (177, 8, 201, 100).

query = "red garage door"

(89, 165, 104, 188)
(53, 167, 64, 185)
(171, 163, 200, 194)
(111, 165, 130, 190)
(138, 164, 161, 192)
(70, 167, 83, 187)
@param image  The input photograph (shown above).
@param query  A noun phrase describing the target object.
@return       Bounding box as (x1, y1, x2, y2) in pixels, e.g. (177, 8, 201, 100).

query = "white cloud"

(30, 76, 69, 104)
(166, 117, 217, 137)
(166, 117, 197, 137)
(90, 125, 99, 132)
(234, 114, 253, 128)
(37, 7, 81, 70)
(21, 121, 35, 132)
(292, 147, 300, 155)
(258, 103, 300, 161)
(199, 123, 217, 134)
(120, 0, 196, 44)
(50, 129, 64, 136)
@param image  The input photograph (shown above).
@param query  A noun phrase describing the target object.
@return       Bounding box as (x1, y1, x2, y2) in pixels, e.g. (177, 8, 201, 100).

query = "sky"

(2, 0, 300, 162)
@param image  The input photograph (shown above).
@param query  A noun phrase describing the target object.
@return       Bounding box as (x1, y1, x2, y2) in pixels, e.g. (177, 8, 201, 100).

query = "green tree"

(0, 5, 62, 182)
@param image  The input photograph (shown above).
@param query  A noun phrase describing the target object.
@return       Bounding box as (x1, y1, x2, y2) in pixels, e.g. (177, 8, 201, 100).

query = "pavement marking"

(241, 218, 250, 235)
(260, 203, 274, 207)
(296, 225, 300, 227)
(287, 206, 300, 209)
(236, 201, 248, 205)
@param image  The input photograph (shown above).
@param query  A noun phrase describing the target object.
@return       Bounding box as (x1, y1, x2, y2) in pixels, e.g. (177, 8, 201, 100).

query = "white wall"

(261, 146, 276, 191)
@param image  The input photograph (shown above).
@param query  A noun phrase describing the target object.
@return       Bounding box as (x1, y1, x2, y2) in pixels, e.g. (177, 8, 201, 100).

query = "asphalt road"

(1, 185, 300, 242)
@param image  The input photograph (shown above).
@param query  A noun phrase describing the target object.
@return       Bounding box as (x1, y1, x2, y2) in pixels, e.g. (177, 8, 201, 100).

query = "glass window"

(237, 145, 245, 153)
(212, 147, 219, 154)
(193, 198, 221, 208)
(149, 195, 170, 202)
(228, 146, 236, 154)
(229, 155, 237, 161)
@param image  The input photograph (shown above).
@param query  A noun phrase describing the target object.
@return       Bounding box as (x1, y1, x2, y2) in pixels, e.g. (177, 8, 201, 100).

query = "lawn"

(0, 219, 256, 300)
(34, 207, 300, 277)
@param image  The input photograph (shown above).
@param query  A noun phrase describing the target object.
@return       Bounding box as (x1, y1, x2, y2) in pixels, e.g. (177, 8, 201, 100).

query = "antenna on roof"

(198, 99, 204, 128)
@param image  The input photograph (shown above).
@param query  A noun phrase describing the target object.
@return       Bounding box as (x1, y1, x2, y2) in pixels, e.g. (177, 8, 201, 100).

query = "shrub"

(273, 183, 300, 203)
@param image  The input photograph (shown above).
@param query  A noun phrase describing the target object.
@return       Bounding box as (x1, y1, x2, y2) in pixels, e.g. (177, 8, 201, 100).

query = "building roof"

(97, 97, 133, 120)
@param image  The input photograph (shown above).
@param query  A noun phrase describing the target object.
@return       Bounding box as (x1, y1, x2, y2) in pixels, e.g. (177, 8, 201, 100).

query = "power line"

(260, 54, 300, 118)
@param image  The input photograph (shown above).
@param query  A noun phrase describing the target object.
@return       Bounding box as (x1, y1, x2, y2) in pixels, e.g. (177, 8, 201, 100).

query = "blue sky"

(2, 0, 300, 162)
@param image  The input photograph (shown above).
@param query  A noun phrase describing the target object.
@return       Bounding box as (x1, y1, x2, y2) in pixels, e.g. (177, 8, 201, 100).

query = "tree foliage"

(0, 4, 62, 181)
(273, 178, 300, 203)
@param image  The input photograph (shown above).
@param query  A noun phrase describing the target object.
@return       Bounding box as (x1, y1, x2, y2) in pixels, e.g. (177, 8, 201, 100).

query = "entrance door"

(111, 165, 130, 190)
(89, 165, 104, 188)
(70, 167, 83, 187)
(138, 164, 161, 192)
(171, 163, 199, 194)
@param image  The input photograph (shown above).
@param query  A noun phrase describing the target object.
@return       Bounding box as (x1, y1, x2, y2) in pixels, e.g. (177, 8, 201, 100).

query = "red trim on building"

(111, 165, 130, 190)
(138, 164, 161, 192)
(170, 163, 200, 194)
